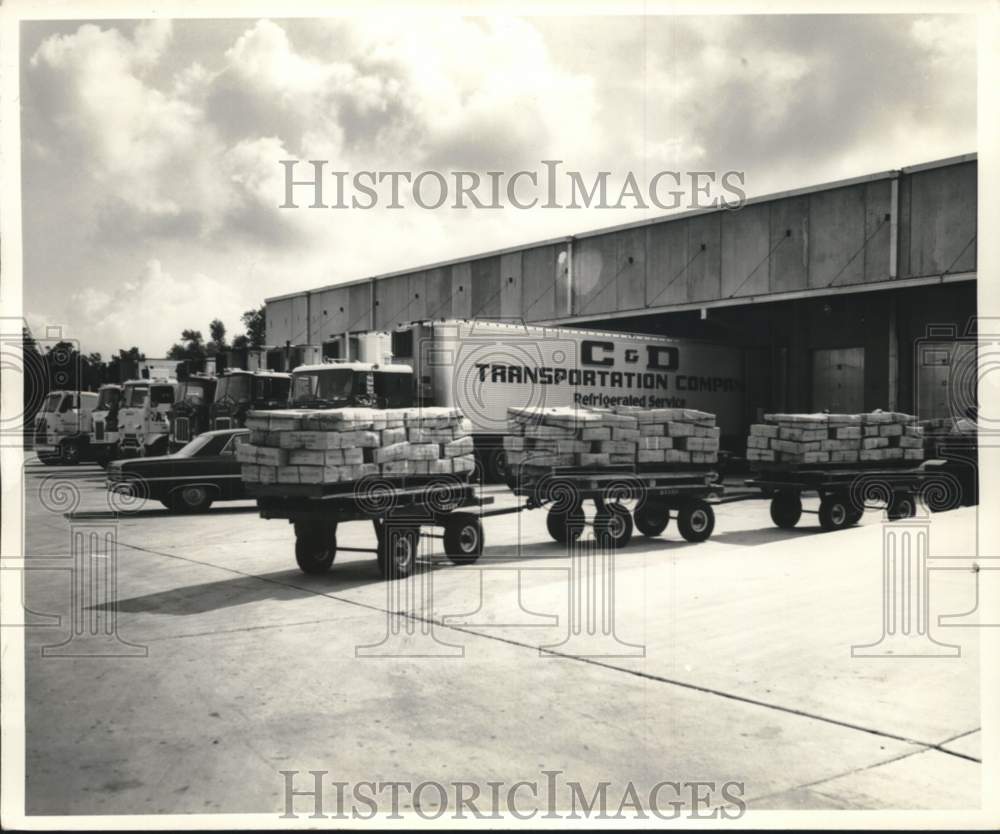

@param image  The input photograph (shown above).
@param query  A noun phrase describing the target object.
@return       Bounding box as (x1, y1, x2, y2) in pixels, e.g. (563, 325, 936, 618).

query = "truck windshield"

(96, 388, 120, 411)
(41, 392, 63, 412)
(215, 375, 251, 404)
(150, 385, 174, 406)
(180, 381, 210, 405)
(124, 386, 148, 408)
(290, 369, 353, 406)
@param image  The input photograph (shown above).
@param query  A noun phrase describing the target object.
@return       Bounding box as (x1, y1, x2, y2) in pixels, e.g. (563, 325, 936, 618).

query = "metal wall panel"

(769, 196, 809, 293)
(499, 252, 523, 318)
(686, 213, 722, 302)
(521, 245, 557, 321)
(313, 286, 352, 341)
(808, 186, 866, 289)
(903, 162, 977, 278)
(645, 219, 688, 308)
(347, 281, 372, 331)
(470, 257, 501, 318)
(408, 271, 427, 322)
(572, 234, 618, 317)
(811, 346, 865, 412)
(290, 295, 309, 344)
(721, 202, 770, 298)
(374, 274, 411, 330)
(265, 297, 293, 346)
(423, 266, 452, 320)
(616, 228, 646, 312)
(863, 179, 893, 282)
(451, 262, 472, 318)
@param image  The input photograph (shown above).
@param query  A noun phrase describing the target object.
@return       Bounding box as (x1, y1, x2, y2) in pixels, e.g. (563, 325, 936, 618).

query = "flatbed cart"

(747, 462, 937, 532)
(249, 476, 494, 579)
(505, 465, 724, 548)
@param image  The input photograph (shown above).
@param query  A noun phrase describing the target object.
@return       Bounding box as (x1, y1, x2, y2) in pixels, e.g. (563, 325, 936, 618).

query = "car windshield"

(41, 392, 63, 412)
(124, 386, 148, 407)
(215, 375, 251, 404)
(290, 369, 354, 406)
(96, 388, 120, 410)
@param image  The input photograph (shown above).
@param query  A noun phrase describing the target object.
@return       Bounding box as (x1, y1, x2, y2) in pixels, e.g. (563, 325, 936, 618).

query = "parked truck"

(385, 319, 746, 480)
(33, 389, 99, 465)
(118, 378, 178, 457)
(209, 369, 291, 430)
(90, 383, 124, 466)
(168, 373, 218, 452)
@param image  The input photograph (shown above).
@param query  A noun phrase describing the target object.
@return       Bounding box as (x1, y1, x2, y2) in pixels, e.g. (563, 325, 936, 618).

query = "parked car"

(106, 428, 249, 513)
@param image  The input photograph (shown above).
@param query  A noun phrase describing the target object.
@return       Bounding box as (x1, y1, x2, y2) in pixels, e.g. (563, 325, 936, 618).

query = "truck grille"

(174, 417, 190, 442)
(94, 421, 105, 441)
(122, 433, 139, 449)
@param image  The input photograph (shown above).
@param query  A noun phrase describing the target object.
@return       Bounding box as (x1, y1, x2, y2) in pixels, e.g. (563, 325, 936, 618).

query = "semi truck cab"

(288, 362, 414, 409)
(169, 374, 218, 451)
(118, 378, 178, 457)
(210, 370, 292, 430)
(90, 384, 124, 465)
(33, 390, 98, 465)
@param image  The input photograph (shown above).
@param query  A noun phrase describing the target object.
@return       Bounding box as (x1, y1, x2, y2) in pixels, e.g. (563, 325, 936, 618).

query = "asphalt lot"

(18, 457, 983, 817)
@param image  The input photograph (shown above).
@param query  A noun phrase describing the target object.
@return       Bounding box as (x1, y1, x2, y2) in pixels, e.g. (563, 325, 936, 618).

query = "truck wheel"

(888, 491, 917, 521)
(294, 521, 337, 574)
(377, 526, 420, 579)
(677, 499, 715, 542)
(546, 506, 585, 544)
(594, 503, 633, 549)
(443, 513, 483, 565)
(60, 441, 81, 465)
(819, 494, 851, 531)
(769, 493, 802, 528)
(169, 485, 214, 514)
(634, 501, 669, 537)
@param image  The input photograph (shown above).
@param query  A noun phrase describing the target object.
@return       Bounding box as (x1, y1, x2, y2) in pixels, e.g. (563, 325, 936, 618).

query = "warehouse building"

(265, 153, 977, 435)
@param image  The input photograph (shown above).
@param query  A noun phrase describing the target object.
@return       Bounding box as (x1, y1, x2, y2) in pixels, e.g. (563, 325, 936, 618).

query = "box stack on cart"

(746, 410, 924, 466)
(239, 407, 475, 485)
(504, 406, 639, 469)
(503, 405, 720, 471)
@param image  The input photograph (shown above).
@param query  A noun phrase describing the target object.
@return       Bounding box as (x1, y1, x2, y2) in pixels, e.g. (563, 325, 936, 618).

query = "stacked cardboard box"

(503, 405, 719, 469)
(239, 407, 475, 485)
(613, 406, 720, 466)
(746, 411, 924, 466)
(504, 407, 639, 469)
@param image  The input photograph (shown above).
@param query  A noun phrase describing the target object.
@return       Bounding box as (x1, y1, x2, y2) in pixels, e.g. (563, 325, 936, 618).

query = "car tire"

(443, 513, 483, 565)
(769, 492, 802, 528)
(294, 521, 337, 574)
(169, 485, 214, 514)
(634, 501, 669, 537)
(594, 503, 634, 549)
(546, 506, 585, 544)
(677, 499, 715, 542)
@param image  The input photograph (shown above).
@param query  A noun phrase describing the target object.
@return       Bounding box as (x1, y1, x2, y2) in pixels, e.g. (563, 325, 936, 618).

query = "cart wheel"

(443, 513, 483, 565)
(818, 495, 851, 532)
(594, 503, 634, 549)
(677, 499, 715, 542)
(888, 491, 917, 521)
(294, 521, 337, 574)
(769, 492, 802, 529)
(377, 526, 420, 579)
(546, 506, 585, 544)
(846, 505, 864, 525)
(634, 501, 669, 537)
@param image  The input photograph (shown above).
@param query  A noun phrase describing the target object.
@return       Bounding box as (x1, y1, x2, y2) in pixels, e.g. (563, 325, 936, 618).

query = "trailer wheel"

(678, 500, 715, 542)
(769, 493, 802, 529)
(486, 449, 508, 483)
(443, 513, 483, 565)
(634, 501, 669, 537)
(819, 494, 851, 531)
(846, 505, 864, 525)
(59, 440, 81, 465)
(377, 526, 420, 579)
(888, 491, 916, 521)
(546, 506, 585, 544)
(294, 521, 337, 574)
(594, 503, 633, 549)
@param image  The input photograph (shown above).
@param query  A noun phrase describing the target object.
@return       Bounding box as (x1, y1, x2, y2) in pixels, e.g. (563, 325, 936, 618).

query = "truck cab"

(33, 390, 99, 465)
(210, 370, 291, 430)
(169, 374, 218, 452)
(90, 384, 124, 465)
(118, 378, 178, 457)
(288, 362, 414, 409)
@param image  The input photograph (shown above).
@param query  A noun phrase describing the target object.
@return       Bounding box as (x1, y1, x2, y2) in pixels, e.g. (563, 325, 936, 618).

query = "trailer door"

(812, 347, 864, 413)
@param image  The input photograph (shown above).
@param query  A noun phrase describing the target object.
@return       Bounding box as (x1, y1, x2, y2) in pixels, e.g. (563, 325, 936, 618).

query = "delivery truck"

(33, 389, 99, 465)
(168, 372, 218, 451)
(90, 383, 124, 465)
(209, 369, 292, 430)
(118, 378, 178, 457)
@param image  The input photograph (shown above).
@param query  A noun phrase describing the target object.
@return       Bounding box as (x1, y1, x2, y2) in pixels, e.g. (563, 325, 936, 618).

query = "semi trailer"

(33, 389, 99, 465)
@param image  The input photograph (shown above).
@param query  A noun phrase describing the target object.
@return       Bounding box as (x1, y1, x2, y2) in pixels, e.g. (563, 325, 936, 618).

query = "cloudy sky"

(20, 13, 976, 356)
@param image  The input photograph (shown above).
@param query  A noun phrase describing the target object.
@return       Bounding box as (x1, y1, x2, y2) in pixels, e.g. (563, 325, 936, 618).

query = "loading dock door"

(917, 341, 977, 420)
(812, 347, 864, 413)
